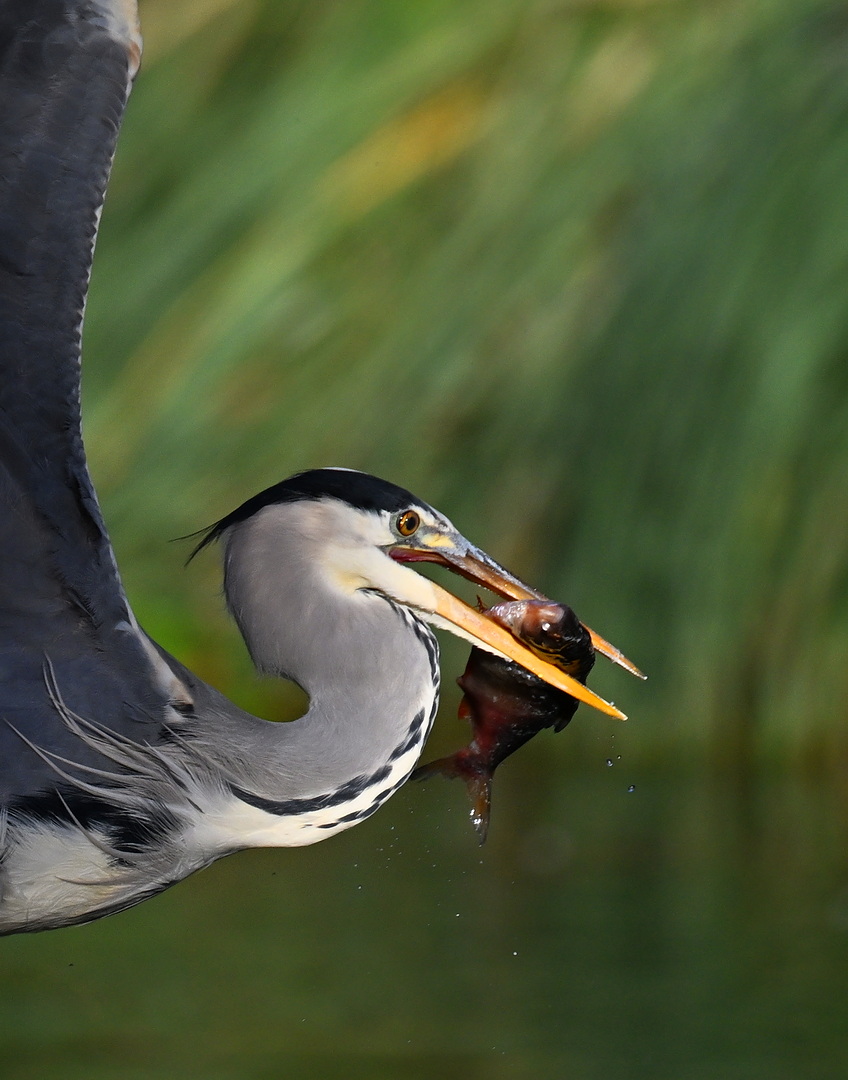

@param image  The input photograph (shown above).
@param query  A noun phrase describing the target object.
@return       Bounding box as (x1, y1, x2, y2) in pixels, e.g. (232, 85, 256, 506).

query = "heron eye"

(396, 510, 420, 537)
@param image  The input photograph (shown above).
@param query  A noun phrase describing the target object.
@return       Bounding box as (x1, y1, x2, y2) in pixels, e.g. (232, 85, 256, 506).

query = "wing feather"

(0, 0, 138, 625)
(0, 2, 188, 799)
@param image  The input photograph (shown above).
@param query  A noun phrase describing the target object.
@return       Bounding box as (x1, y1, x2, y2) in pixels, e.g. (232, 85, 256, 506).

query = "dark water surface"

(2, 768, 846, 1079)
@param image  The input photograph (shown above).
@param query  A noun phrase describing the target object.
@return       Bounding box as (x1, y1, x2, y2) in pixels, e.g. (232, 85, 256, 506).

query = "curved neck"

(193, 507, 440, 815)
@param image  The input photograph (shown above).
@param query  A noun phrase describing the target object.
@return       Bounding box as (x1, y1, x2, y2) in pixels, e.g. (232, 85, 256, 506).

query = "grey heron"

(0, 0, 638, 935)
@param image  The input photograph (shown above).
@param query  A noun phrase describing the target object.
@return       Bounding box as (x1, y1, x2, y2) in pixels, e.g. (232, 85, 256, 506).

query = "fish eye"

(396, 510, 420, 537)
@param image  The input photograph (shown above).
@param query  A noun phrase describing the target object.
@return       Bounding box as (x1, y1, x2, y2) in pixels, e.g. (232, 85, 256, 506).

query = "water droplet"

(512, 951, 518, 956)
(627, 784, 636, 793)
(606, 759, 614, 767)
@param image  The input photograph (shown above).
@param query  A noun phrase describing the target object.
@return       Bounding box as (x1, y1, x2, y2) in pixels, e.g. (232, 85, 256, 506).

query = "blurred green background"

(3, 1, 848, 1077)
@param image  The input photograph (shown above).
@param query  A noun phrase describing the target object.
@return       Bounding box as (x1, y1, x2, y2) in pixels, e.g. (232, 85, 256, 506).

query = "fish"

(412, 598, 596, 843)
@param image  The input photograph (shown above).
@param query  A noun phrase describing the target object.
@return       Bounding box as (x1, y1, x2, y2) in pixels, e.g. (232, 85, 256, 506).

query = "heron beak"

(431, 544, 646, 681)
(390, 534, 642, 721)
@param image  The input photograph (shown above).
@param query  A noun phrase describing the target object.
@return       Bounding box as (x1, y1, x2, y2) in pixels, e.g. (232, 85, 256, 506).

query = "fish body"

(412, 600, 595, 841)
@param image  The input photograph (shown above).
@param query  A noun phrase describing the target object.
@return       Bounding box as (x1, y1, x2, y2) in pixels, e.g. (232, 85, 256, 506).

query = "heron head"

(192, 468, 636, 718)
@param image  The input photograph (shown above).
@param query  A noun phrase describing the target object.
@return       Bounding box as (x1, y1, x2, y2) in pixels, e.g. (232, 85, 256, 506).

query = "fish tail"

(467, 774, 492, 845)
(409, 755, 465, 783)
(411, 754, 492, 844)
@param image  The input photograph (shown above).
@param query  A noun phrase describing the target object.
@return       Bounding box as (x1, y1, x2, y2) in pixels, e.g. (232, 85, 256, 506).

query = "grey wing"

(0, 1, 186, 803)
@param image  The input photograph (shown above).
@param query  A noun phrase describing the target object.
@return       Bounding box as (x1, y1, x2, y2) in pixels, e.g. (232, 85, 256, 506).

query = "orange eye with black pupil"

(396, 510, 420, 537)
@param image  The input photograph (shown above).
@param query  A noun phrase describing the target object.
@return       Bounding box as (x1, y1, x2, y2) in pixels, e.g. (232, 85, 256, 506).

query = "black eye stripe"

(189, 470, 437, 559)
